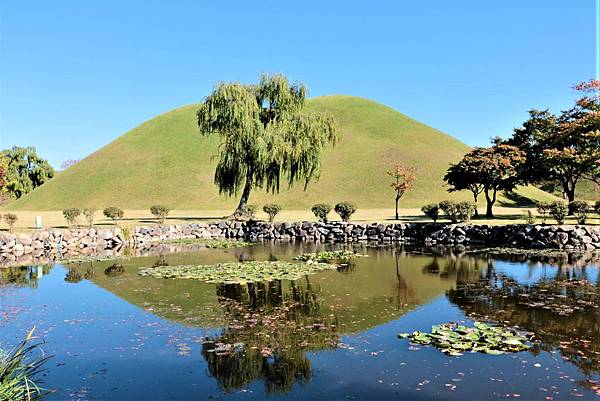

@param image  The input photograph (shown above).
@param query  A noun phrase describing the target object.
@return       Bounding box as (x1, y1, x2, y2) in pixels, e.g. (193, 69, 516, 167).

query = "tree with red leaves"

(387, 163, 416, 220)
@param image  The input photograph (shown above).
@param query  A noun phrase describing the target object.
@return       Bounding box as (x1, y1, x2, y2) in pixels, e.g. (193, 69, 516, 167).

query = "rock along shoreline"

(1, 221, 599, 267)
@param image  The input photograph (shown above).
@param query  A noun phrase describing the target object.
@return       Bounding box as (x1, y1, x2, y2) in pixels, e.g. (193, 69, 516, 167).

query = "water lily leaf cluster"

(58, 254, 129, 265)
(167, 238, 252, 248)
(398, 322, 532, 356)
(203, 239, 253, 249)
(138, 261, 337, 284)
(293, 250, 367, 263)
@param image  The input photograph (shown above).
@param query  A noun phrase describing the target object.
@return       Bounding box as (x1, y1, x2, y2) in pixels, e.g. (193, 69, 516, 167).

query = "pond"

(1, 243, 599, 400)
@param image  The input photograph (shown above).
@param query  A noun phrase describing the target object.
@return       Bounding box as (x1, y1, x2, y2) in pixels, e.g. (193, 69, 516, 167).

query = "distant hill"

(6, 95, 557, 211)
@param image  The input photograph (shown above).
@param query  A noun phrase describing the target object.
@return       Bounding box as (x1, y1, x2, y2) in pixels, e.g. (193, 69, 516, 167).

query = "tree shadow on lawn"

(497, 191, 537, 207)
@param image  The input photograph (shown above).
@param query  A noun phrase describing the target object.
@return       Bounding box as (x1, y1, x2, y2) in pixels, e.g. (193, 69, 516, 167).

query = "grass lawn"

(2, 208, 598, 233)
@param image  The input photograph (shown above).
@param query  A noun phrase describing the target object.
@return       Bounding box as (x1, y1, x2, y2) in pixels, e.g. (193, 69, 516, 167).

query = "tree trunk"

(395, 195, 400, 220)
(232, 173, 252, 219)
(472, 191, 479, 217)
(561, 180, 576, 214)
(484, 187, 497, 218)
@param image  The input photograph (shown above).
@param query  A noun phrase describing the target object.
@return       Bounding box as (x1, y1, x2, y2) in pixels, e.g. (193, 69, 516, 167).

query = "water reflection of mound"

(202, 280, 338, 394)
(448, 270, 600, 379)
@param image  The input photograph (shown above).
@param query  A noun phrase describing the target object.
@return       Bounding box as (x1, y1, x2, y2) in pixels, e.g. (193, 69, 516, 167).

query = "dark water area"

(1, 243, 599, 400)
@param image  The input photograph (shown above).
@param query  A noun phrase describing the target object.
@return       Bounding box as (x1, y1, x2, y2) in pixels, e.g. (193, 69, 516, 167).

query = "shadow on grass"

(498, 191, 537, 207)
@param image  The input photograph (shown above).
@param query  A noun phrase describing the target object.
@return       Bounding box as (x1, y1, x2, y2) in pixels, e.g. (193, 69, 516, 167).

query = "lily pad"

(398, 322, 532, 356)
(138, 261, 338, 284)
(166, 238, 252, 248)
(293, 250, 367, 263)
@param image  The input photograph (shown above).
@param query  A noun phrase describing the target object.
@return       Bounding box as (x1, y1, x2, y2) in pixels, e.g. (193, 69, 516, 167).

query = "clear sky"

(0, 0, 595, 168)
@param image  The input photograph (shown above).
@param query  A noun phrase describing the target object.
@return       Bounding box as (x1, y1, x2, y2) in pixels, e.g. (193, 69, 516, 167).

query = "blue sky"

(0, 0, 595, 168)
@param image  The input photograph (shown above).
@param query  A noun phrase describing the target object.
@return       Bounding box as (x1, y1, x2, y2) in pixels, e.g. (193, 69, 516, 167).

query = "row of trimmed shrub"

(59, 199, 600, 228)
(242, 202, 358, 222)
(420, 200, 600, 225)
(420, 201, 476, 223)
(533, 200, 600, 225)
(62, 206, 174, 228)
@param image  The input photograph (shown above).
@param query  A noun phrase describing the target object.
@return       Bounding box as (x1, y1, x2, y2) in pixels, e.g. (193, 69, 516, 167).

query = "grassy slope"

(6, 95, 557, 211)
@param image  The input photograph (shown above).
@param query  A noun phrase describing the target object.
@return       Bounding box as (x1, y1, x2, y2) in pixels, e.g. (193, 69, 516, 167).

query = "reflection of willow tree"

(0, 265, 51, 288)
(448, 269, 600, 378)
(202, 279, 338, 394)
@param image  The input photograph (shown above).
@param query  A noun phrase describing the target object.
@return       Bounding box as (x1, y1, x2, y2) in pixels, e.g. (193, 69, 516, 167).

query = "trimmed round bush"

(421, 203, 439, 222)
(334, 201, 356, 222)
(549, 201, 567, 225)
(150, 205, 170, 224)
(3, 213, 17, 232)
(243, 204, 257, 220)
(535, 201, 552, 224)
(569, 200, 589, 225)
(439, 200, 459, 223)
(524, 210, 535, 225)
(62, 208, 81, 228)
(83, 208, 97, 227)
(439, 200, 475, 223)
(262, 204, 282, 222)
(311, 203, 332, 223)
(103, 207, 124, 224)
(457, 201, 476, 222)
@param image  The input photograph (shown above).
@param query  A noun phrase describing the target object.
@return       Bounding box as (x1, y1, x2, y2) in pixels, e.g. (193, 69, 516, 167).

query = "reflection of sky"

(492, 260, 600, 285)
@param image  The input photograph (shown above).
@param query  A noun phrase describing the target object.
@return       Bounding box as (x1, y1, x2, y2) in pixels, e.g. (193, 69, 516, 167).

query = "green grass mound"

(399, 322, 532, 356)
(7, 96, 557, 211)
(138, 261, 337, 284)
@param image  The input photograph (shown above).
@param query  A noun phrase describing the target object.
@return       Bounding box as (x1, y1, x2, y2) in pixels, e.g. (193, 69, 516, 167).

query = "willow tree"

(197, 74, 338, 217)
(1, 146, 54, 199)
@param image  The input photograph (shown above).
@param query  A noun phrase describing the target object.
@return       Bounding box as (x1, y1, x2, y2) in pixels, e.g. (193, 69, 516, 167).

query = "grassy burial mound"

(7, 95, 554, 211)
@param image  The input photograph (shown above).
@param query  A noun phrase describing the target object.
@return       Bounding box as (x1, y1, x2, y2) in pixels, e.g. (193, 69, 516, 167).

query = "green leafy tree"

(1, 146, 54, 199)
(505, 80, 600, 204)
(444, 145, 525, 218)
(443, 162, 484, 217)
(197, 74, 338, 218)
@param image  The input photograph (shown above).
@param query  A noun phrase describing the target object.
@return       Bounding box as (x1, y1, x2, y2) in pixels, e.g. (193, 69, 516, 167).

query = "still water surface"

(1, 243, 599, 400)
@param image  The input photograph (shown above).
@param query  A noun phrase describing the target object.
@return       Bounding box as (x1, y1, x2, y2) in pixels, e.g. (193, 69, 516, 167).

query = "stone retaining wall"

(1, 221, 598, 266)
